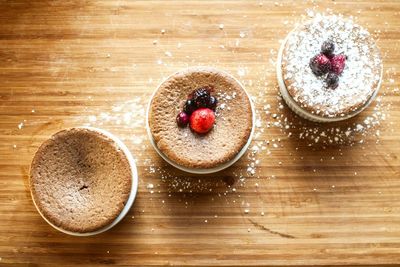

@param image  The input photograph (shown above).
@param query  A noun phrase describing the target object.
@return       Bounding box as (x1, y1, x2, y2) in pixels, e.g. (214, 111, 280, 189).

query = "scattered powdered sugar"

(100, 99, 143, 127)
(146, 183, 154, 189)
(17, 122, 24, 129)
(272, 93, 390, 146)
(215, 91, 237, 116)
(81, 97, 147, 146)
(237, 66, 247, 77)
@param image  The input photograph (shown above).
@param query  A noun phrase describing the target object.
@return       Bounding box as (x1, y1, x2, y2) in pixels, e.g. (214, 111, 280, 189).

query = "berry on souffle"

(176, 112, 189, 127)
(183, 99, 197, 115)
(321, 40, 335, 58)
(189, 108, 215, 134)
(193, 87, 211, 108)
(326, 73, 339, 89)
(207, 96, 218, 111)
(310, 54, 331, 76)
(331, 54, 346, 75)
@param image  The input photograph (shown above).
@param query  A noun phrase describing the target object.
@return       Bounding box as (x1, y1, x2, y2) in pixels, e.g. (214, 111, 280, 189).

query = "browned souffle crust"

(148, 67, 253, 169)
(30, 128, 132, 233)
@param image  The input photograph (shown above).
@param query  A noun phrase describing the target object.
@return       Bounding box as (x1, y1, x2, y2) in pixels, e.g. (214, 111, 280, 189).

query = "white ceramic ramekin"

(276, 30, 383, 123)
(146, 67, 255, 174)
(30, 126, 138, 236)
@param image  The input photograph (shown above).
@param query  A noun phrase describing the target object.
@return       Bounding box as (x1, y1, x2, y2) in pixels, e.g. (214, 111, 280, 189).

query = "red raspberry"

(310, 54, 331, 76)
(189, 108, 215, 134)
(331, 54, 346, 75)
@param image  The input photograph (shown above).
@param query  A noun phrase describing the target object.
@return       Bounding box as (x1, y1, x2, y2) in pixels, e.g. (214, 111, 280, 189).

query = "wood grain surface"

(0, 1, 399, 266)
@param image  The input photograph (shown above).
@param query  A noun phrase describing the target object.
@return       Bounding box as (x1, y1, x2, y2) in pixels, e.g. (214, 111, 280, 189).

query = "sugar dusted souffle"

(277, 15, 383, 122)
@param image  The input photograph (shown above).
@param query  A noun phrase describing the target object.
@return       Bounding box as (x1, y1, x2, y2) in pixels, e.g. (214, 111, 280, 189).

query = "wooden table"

(1, 1, 399, 266)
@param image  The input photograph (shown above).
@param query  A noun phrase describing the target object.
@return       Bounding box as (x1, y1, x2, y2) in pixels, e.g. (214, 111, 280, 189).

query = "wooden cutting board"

(0, 1, 399, 266)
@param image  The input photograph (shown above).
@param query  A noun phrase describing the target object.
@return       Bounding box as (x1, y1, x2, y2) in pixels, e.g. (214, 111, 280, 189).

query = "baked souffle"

(278, 15, 383, 121)
(29, 128, 132, 233)
(148, 67, 253, 170)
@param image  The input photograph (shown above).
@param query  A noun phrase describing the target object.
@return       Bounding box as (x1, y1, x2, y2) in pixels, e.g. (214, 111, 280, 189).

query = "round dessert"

(147, 67, 254, 173)
(277, 15, 383, 122)
(29, 127, 138, 235)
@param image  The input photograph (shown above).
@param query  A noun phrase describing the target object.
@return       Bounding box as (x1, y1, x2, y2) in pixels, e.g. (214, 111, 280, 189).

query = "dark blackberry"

(326, 72, 339, 89)
(193, 87, 211, 108)
(331, 54, 346, 75)
(208, 96, 218, 111)
(183, 99, 197, 115)
(321, 40, 335, 58)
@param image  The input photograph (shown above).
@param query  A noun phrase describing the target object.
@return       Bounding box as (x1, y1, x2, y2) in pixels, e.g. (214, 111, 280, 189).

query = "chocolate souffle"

(30, 128, 132, 233)
(148, 67, 254, 170)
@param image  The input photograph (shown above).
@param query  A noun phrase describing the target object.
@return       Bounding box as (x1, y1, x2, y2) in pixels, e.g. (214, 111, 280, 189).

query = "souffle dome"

(29, 128, 132, 234)
(148, 67, 254, 170)
(277, 15, 383, 122)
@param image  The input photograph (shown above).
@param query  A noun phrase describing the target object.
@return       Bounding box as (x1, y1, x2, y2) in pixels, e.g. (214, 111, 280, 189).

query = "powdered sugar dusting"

(282, 14, 383, 117)
(82, 97, 147, 146)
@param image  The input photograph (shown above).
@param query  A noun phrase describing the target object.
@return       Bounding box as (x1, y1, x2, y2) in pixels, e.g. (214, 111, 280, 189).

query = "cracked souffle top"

(30, 128, 132, 233)
(148, 67, 253, 169)
(281, 15, 382, 118)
